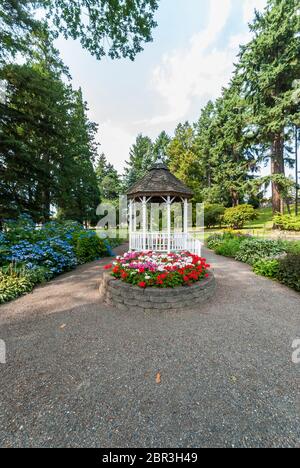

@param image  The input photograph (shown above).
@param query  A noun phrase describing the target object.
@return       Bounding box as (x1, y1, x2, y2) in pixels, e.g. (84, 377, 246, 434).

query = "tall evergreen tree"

(238, 0, 300, 213)
(123, 134, 153, 189)
(153, 131, 171, 163)
(57, 88, 100, 225)
(0, 62, 71, 221)
(168, 122, 203, 201)
(95, 154, 121, 201)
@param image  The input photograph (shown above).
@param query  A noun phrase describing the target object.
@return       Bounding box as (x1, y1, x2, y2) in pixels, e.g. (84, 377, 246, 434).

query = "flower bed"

(104, 251, 211, 289)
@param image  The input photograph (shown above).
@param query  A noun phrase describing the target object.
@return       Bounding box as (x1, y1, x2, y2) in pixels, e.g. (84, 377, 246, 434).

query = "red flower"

(121, 271, 128, 279)
(113, 266, 120, 274)
(183, 276, 190, 282)
(205, 273, 209, 278)
(104, 263, 113, 270)
(138, 282, 147, 288)
(139, 267, 145, 273)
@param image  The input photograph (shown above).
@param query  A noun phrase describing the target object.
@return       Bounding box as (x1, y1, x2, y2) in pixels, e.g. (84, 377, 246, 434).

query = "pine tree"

(123, 134, 153, 189)
(95, 154, 121, 201)
(0, 62, 71, 221)
(168, 122, 203, 201)
(153, 131, 171, 163)
(57, 88, 100, 225)
(238, 0, 300, 213)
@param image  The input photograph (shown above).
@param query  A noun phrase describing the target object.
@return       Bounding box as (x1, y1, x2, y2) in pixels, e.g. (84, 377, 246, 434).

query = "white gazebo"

(126, 160, 201, 255)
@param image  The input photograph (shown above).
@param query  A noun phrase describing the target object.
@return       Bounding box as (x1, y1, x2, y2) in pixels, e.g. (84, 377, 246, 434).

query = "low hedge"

(273, 214, 300, 232)
(206, 232, 300, 292)
(72, 231, 108, 264)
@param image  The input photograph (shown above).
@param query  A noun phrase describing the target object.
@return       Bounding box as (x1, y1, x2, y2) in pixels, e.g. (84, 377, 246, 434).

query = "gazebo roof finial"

(156, 149, 165, 165)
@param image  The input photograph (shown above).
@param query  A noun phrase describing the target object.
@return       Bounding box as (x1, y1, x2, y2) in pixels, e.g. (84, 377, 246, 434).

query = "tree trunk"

(271, 132, 285, 215)
(42, 190, 51, 222)
(231, 190, 239, 207)
(42, 153, 51, 222)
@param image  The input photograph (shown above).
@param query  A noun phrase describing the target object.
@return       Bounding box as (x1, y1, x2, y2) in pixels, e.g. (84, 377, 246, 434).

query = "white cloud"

(145, 0, 268, 128)
(146, 0, 234, 126)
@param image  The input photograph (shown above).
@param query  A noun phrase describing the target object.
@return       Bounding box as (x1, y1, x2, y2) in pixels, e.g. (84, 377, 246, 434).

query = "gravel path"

(0, 245, 299, 448)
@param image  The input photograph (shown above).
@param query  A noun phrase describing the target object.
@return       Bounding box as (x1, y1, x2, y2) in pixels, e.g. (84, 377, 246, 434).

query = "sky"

(55, 0, 268, 173)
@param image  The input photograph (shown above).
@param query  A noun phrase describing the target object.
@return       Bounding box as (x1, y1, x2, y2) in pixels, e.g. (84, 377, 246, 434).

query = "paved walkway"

(0, 245, 299, 448)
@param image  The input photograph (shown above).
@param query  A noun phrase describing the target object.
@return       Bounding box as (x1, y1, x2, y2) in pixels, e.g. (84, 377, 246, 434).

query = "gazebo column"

(142, 196, 147, 251)
(167, 196, 171, 253)
(133, 200, 137, 232)
(129, 199, 133, 251)
(183, 198, 188, 249)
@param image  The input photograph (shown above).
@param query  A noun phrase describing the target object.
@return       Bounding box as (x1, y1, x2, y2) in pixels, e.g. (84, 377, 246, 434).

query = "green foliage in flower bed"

(215, 237, 245, 258)
(234, 238, 286, 265)
(0, 214, 121, 304)
(206, 232, 299, 292)
(0, 271, 33, 304)
(206, 234, 224, 251)
(277, 255, 300, 292)
(252, 259, 280, 279)
(273, 214, 300, 232)
(223, 204, 257, 229)
(285, 241, 300, 255)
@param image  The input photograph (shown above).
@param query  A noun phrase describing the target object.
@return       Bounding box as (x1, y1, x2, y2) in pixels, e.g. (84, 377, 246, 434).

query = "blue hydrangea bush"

(0, 215, 120, 303)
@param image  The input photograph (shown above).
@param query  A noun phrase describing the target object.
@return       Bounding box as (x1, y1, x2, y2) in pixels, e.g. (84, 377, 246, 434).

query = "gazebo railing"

(130, 232, 202, 256)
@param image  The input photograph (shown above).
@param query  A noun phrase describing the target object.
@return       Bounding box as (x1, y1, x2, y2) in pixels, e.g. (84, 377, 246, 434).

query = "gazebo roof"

(126, 162, 193, 199)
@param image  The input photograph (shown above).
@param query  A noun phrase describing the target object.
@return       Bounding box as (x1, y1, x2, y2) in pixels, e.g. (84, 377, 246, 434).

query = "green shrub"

(234, 238, 286, 265)
(215, 238, 245, 258)
(273, 214, 300, 232)
(0, 272, 33, 304)
(204, 204, 225, 228)
(223, 204, 257, 229)
(252, 259, 280, 279)
(285, 241, 300, 255)
(73, 231, 107, 264)
(277, 254, 300, 292)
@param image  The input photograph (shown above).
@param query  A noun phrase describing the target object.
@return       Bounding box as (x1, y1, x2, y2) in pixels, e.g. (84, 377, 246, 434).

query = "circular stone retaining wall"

(99, 272, 216, 313)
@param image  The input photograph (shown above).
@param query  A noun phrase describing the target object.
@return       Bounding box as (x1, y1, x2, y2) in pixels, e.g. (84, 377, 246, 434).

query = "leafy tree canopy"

(0, 0, 159, 63)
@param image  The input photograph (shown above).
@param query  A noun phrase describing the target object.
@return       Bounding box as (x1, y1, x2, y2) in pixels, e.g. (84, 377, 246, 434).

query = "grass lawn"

(201, 206, 300, 241)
